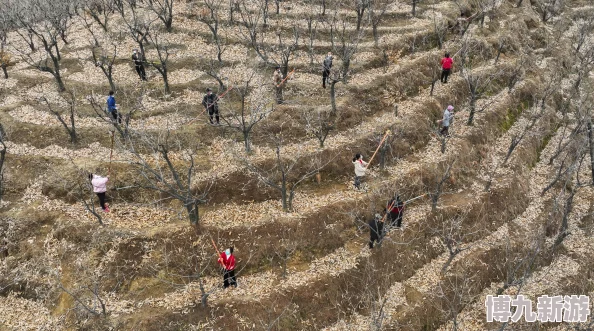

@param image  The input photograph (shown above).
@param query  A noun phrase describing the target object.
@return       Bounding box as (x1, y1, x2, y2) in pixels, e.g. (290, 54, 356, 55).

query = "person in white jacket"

(439, 105, 454, 136)
(352, 153, 368, 190)
(89, 173, 110, 212)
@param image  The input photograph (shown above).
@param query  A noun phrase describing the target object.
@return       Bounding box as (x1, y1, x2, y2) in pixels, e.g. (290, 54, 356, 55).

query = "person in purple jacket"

(89, 173, 110, 212)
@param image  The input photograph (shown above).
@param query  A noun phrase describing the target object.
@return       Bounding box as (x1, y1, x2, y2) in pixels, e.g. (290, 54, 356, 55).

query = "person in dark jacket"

(322, 52, 333, 89)
(106, 91, 121, 124)
(217, 247, 237, 288)
(369, 213, 384, 249)
(387, 195, 405, 228)
(132, 49, 147, 81)
(202, 88, 220, 125)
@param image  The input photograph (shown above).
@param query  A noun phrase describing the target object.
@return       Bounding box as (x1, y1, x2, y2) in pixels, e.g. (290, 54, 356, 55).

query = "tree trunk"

(186, 201, 200, 225)
(263, 0, 269, 27)
(372, 24, 379, 48)
(412, 0, 417, 16)
(495, 42, 504, 64)
(330, 81, 337, 113)
(342, 59, 350, 84)
(1, 65, 7, 79)
(199, 280, 208, 307)
(441, 252, 457, 273)
(281, 179, 288, 211)
(69, 130, 77, 144)
(287, 190, 295, 211)
(107, 73, 116, 92)
(216, 42, 223, 63)
(243, 130, 251, 153)
(51, 52, 66, 92)
(54, 70, 66, 92)
(467, 96, 477, 125)
(587, 118, 594, 187)
(555, 191, 574, 246)
(0, 146, 5, 200)
(162, 68, 170, 94)
(165, 17, 173, 32)
(430, 78, 437, 96)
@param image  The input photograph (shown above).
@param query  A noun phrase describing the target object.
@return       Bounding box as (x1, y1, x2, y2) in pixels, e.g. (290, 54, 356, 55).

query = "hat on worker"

(447, 105, 454, 110)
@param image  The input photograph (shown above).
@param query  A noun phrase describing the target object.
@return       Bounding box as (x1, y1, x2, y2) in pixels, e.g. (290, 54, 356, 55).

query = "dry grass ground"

(0, 0, 593, 330)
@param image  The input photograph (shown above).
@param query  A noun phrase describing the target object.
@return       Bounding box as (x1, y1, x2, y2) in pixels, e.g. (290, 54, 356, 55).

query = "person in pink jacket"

(89, 173, 110, 212)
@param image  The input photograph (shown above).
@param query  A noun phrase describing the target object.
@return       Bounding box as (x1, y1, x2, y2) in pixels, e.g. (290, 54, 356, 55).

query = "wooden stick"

(381, 200, 396, 223)
(108, 131, 115, 177)
(276, 69, 295, 88)
(216, 85, 233, 100)
(365, 130, 390, 169)
(210, 237, 221, 256)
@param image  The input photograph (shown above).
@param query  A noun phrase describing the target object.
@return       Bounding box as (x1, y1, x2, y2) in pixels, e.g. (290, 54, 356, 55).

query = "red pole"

(366, 130, 390, 169)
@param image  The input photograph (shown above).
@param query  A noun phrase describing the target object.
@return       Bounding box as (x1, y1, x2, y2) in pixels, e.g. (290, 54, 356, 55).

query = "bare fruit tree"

(6, 0, 73, 91)
(147, 0, 175, 31)
(91, 43, 118, 92)
(195, 0, 226, 63)
(431, 158, 455, 212)
(303, 107, 336, 149)
(0, 17, 10, 79)
(324, 11, 364, 112)
(115, 0, 155, 56)
(240, 129, 333, 211)
(220, 67, 274, 153)
(127, 130, 211, 225)
(368, 0, 389, 47)
(431, 212, 481, 273)
(38, 91, 78, 144)
(84, 0, 116, 32)
(458, 38, 501, 125)
(238, 2, 299, 79)
(146, 30, 173, 94)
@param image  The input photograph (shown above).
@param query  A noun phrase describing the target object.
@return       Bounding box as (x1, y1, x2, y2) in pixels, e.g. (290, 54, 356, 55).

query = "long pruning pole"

(216, 85, 233, 100)
(276, 69, 295, 88)
(366, 130, 391, 169)
(188, 86, 234, 125)
(210, 237, 221, 256)
(381, 200, 396, 223)
(108, 131, 115, 176)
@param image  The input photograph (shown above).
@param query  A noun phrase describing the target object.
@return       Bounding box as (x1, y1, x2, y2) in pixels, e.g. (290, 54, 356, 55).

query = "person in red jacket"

(387, 195, 405, 228)
(440, 53, 453, 83)
(218, 247, 237, 288)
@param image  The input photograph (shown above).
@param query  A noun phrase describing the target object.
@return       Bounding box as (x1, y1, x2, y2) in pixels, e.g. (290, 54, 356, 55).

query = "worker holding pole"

(368, 212, 384, 249)
(273, 66, 284, 104)
(212, 239, 237, 289)
(387, 195, 405, 228)
(202, 88, 220, 125)
(352, 153, 368, 190)
(89, 173, 110, 212)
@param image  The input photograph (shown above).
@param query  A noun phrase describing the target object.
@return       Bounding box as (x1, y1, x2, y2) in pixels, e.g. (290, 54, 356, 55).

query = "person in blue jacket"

(107, 91, 121, 124)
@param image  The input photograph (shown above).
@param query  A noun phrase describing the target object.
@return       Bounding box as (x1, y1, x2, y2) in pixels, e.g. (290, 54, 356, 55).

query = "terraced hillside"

(0, 0, 593, 330)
